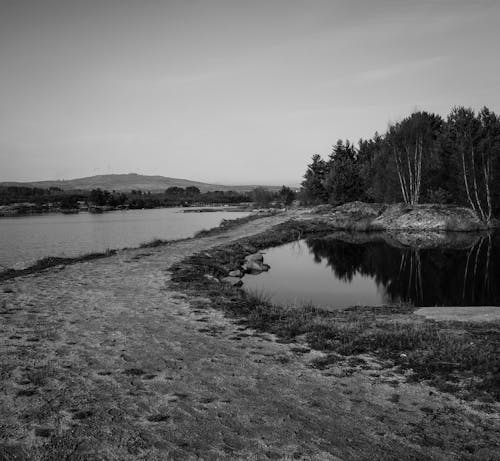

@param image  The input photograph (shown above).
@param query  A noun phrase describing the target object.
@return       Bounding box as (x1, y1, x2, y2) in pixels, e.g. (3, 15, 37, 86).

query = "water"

(244, 233, 500, 309)
(0, 208, 249, 269)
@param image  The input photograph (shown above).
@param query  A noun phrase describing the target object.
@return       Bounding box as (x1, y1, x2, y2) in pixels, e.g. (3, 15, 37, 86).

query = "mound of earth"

(315, 202, 488, 232)
(373, 203, 485, 231)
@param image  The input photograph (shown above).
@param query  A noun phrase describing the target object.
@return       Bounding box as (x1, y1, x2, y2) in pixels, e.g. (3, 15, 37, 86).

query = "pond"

(0, 208, 249, 269)
(243, 232, 500, 309)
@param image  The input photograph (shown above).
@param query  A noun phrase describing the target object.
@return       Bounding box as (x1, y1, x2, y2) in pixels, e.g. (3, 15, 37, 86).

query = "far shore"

(0, 202, 253, 218)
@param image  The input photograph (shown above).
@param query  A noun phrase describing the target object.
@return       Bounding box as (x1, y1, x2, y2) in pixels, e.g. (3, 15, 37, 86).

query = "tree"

(185, 186, 200, 196)
(357, 135, 379, 202)
(357, 133, 402, 203)
(446, 106, 500, 224)
(165, 186, 185, 196)
(478, 107, 500, 218)
(387, 112, 443, 205)
(60, 195, 79, 209)
(278, 186, 296, 207)
(252, 187, 274, 207)
(301, 154, 329, 204)
(325, 140, 362, 205)
(89, 188, 110, 206)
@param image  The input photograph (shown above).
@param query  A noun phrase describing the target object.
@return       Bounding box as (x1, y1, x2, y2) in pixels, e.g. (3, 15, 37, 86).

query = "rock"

(242, 252, 270, 274)
(244, 253, 264, 263)
(242, 261, 270, 274)
(221, 276, 243, 287)
(228, 269, 243, 278)
(204, 274, 219, 283)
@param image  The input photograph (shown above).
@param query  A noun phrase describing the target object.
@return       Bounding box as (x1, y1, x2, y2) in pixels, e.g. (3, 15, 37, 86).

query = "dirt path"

(1, 214, 498, 460)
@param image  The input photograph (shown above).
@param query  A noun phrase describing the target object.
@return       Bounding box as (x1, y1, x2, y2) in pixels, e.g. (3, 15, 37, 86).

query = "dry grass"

(193, 212, 275, 238)
(0, 250, 117, 281)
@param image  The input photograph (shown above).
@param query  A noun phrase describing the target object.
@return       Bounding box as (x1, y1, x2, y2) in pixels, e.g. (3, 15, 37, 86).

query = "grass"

(139, 238, 173, 248)
(170, 219, 500, 403)
(193, 212, 276, 238)
(444, 215, 485, 232)
(0, 250, 117, 282)
(329, 217, 383, 232)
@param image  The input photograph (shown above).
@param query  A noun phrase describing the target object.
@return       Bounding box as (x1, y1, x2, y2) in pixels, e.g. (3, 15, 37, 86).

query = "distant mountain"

(0, 173, 282, 193)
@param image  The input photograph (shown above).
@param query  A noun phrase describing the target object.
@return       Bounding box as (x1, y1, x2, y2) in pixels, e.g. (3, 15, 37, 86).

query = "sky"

(1, 0, 499, 185)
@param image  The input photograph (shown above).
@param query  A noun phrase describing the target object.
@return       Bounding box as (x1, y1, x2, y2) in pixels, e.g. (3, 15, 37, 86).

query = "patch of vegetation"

(193, 212, 276, 238)
(139, 238, 173, 248)
(170, 220, 500, 402)
(0, 250, 117, 282)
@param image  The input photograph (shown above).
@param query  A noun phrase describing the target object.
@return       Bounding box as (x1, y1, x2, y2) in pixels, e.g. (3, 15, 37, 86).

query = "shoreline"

(0, 204, 252, 218)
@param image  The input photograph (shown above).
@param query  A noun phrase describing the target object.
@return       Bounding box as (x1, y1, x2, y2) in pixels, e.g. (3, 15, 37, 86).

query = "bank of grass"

(193, 211, 276, 238)
(170, 219, 500, 403)
(139, 238, 173, 248)
(0, 250, 117, 282)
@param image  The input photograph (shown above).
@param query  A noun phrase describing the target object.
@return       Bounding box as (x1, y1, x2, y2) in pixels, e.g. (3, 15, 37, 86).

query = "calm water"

(244, 233, 500, 309)
(0, 208, 249, 269)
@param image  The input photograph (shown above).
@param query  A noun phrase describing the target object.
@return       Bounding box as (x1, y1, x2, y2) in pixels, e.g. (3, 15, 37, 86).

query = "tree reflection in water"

(305, 232, 499, 307)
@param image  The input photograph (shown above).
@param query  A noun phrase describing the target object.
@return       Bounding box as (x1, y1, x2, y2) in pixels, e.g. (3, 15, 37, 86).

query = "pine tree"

(301, 154, 329, 204)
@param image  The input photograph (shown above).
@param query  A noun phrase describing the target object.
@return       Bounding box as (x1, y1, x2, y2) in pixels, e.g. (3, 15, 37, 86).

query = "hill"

(0, 173, 282, 193)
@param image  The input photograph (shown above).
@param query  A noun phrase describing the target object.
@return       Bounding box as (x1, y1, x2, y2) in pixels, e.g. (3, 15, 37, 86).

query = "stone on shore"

(204, 274, 220, 283)
(242, 261, 270, 274)
(221, 276, 243, 287)
(245, 253, 264, 263)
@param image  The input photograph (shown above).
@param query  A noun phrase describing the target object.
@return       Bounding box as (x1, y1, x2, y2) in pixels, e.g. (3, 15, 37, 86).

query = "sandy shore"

(1, 212, 499, 460)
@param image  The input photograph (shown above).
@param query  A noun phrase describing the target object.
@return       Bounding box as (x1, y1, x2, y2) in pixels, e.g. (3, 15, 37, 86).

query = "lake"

(0, 208, 249, 269)
(243, 232, 500, 309)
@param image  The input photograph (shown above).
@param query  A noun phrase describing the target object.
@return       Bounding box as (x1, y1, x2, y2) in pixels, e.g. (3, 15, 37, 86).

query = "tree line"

(301, 106, 500, 224)
(0, 186, 250, 209)
(0, 185, 296, 210)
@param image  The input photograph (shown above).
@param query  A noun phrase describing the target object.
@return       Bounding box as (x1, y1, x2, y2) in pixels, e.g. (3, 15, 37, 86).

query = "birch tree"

(386, 112, 442, 205)
(446, 107, 499, 225)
